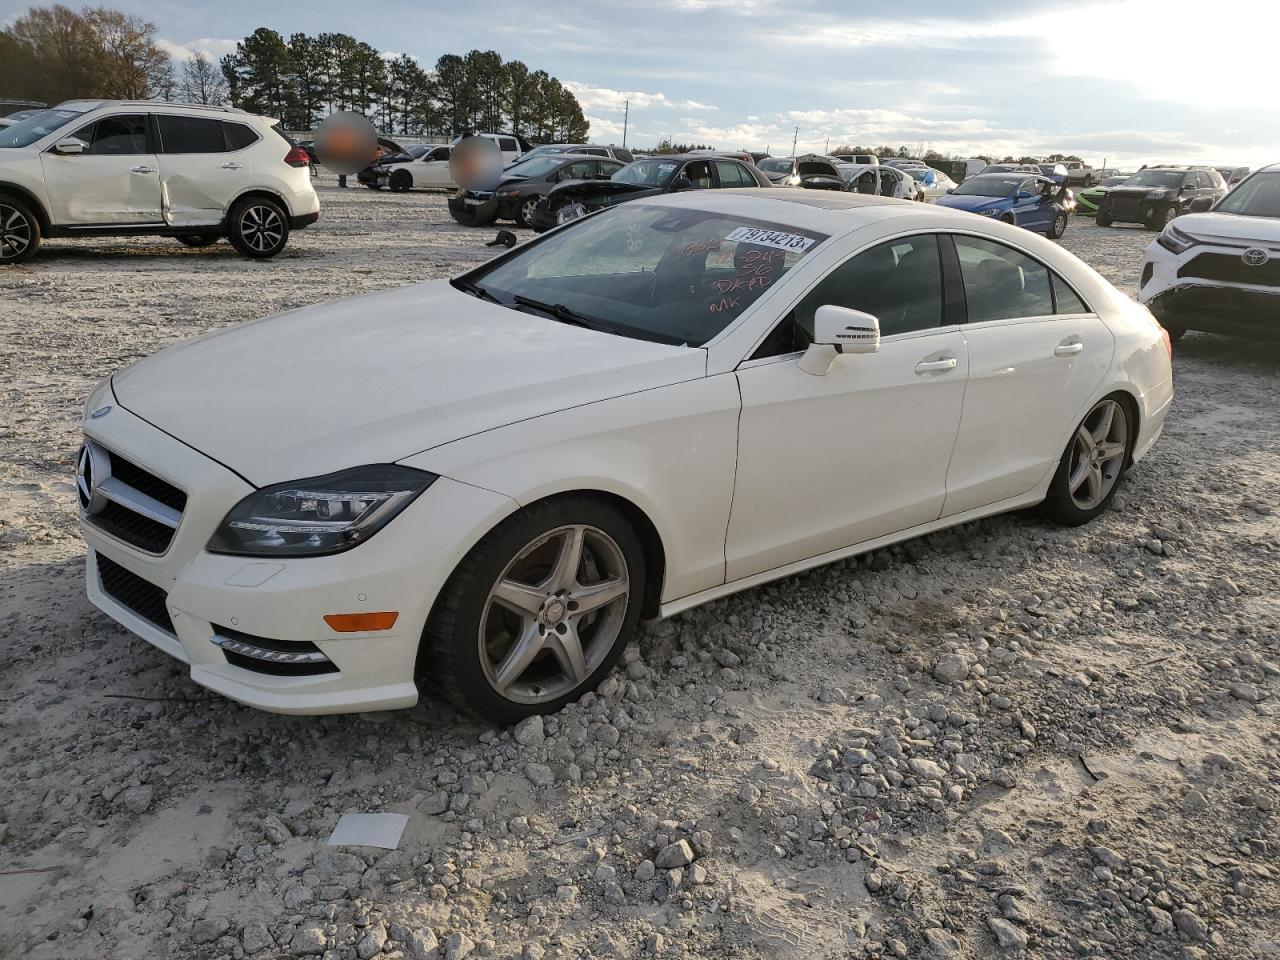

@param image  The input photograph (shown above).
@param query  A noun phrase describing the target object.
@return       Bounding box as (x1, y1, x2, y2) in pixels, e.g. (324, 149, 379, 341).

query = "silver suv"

(0, 100, 320, 264)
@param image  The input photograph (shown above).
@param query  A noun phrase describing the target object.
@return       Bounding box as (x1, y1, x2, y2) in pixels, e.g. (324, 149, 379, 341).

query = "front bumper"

(1140, 239, 1280, 340)
(79, 398, 517, 714)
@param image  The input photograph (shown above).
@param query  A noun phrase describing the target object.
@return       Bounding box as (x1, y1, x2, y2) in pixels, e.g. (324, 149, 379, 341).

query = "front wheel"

(227, 197, 290, 258)
(1048, 210, 1068, 240)
(421, 496, 645, 724)
(517, 195, 542, 228)
(0, 196, 41, 265)
(1095, 211, 1113, 227)
(1043, 396, 1132, 526)
(390, 170, 412, 193)
(1147, 204, 1178, 231)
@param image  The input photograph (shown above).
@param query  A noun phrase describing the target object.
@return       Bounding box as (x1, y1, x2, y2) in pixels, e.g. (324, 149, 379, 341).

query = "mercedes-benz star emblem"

(1242, 248, 1269, 267)
(90, 405, 113, 419)
(76, 443, 109, 516)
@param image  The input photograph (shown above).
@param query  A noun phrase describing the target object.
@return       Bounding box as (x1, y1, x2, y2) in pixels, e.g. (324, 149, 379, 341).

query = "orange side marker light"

(323, 612, 399, 633)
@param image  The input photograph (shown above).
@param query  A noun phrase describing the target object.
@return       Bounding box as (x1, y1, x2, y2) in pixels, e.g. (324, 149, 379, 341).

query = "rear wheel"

(227, 197, 290, 258)
(517, 195, 542, 228)
(1048, 210, 1068, 240)
(1043, 396, 1132, 526)
(0, 197, 40, 265)
(421, 496, 645, 724)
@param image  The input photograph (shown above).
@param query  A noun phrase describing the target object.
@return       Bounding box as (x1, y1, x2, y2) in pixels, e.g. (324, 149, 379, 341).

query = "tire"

(1147, 204, 1178, 231)
(421, 496, 646, 725)
(177, 235, 218, 248)
(1095, 211, 1113, 227)
(449, 202, 499, 228)
(227, 196, 290, 258)
(365, 183, 382, 190)
(0, 196, 41, 265)
(390, 170, 412, 193)
(1000, 214, 1015, 225)
(1042, 395, 1133, 526)
(1048, 210, 1068, 240)
(517, 195, 542, 228)
(1163, 323, 1187, 342)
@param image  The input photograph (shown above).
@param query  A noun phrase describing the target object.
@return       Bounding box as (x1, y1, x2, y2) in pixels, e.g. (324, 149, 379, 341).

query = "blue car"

(937, 173, 1069, 239)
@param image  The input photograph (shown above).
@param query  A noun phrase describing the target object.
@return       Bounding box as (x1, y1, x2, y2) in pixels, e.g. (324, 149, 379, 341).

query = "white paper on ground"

(327, 812, 409, 849)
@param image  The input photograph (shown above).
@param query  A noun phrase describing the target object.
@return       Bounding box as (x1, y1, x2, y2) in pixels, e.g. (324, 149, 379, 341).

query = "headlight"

(979, 208, 1000, 216)
(1156, 222, 1197, 255)
(208, 464, 436, 557)
(496, 189, 521, 198)
(1146, 189, 1171, 200)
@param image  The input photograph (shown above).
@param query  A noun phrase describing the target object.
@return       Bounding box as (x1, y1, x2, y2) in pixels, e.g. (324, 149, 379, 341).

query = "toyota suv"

(1140, 163, 1280, 342)
(0, 100, 320, 264)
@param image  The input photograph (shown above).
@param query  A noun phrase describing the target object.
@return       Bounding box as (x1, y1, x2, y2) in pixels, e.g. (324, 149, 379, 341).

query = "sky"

(5, 0, 1279, 169)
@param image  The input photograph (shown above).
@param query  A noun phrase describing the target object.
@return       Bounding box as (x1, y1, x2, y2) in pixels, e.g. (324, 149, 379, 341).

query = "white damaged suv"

(0, 100, 320, 263)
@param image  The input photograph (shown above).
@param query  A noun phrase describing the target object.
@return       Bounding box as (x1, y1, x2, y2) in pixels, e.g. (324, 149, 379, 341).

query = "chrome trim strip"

(210, 634, 331, 665)
(97, 475, 182, 528)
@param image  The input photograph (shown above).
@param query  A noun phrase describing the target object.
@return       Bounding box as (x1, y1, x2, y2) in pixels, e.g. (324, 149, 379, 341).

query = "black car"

(447, 154, 627, 227)
(1096, 167, 1227, 230)
(527, 154, 771, 232)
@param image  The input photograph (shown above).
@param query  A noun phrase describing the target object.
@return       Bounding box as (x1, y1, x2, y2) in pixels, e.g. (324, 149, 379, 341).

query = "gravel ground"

(2, 180, 1278, 960)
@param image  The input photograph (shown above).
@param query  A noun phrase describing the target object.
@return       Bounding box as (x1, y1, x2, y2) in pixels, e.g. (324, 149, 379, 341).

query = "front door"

(725, 234, 969, 580)
(40, 113, 162, 225)
(942, 233, 1114, 516)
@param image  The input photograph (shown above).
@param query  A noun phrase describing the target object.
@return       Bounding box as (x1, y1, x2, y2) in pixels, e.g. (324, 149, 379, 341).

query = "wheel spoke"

(493, 622, 545, 693)
(1091, 403, 1115, 444)
(1075, 425, 1095, 455)
(492, 578, 546, 616)
(1097, 441, 1126, 463)
(544, 623, 588, 684)
(569, 577, 627, 616)
(1087, 465, 1103, 502)
(1068, 458, 1091, 494)
(544, 526, 585, 592)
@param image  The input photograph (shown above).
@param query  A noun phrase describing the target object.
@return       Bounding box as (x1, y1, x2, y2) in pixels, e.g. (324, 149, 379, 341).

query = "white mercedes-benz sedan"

(78, 191, 1173, 722)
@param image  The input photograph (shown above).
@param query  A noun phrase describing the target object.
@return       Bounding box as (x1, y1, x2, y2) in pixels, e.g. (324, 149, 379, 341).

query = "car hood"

(548, 180, 661, 204)
(112, 280, 704, 486)
(1174, 212, 1280, 244)
(938, 194, 1008, 212)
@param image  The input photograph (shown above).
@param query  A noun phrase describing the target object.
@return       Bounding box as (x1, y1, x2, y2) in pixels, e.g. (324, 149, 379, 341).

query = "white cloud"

(564, 81, 670, 112)
(679, 99, 716, 111)
(158, 37, 238, 62)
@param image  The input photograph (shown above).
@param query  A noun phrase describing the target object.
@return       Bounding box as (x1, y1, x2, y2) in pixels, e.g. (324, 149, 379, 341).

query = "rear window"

(499, 137, 518, 152)
(157, 114, 227, 153)
(223, 121, 259, 151)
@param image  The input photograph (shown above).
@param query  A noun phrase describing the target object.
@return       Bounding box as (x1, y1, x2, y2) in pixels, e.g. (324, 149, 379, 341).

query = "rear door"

(942, 234, 1113, 516)
(155, 114, 247, 226)
(40, 112, 162, 225)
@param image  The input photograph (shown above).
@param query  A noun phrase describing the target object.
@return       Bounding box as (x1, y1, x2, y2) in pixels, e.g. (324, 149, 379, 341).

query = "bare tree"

(179, 51, 228, 105)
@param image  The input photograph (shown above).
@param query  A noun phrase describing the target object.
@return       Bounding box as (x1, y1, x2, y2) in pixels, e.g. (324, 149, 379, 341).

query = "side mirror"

(945, 187, 954, 193)
(671, 175, 692, 191)
(53, 137, 87, 155)
(798, 305, 880, 376)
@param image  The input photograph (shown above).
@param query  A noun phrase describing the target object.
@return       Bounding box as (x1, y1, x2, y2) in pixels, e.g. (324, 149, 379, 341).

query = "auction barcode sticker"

(724, 226, 815, 252)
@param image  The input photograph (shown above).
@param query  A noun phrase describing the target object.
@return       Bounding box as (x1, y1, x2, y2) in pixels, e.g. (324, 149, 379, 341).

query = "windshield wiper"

(452, 279, 501, 304)
(512, 295, 613, 333)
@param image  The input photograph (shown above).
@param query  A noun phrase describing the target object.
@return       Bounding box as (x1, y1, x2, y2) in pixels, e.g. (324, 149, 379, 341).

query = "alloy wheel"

(478, 524, 630, 704)
(0, 203, 33, 261)
(1067, 399, 1128, 510)
(521, 197, 540, 226)
(240, 205, 284, 253)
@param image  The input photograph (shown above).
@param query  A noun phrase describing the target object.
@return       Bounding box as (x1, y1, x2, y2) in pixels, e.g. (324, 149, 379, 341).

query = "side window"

(614, 149, 634, 163)
(222, 122, 258, 151)
(1052, 275, 1090, 314)
(752, 235, 945, 358)
(714, 160, 749, 188)
(1016, 178, 1034, 197)
(157, 115, 227, 153)
(563, 160, 593, 180)
(683, 161, 712, 189)
(499, 137, 518, 153)
(599, 160, 623, 178)
(75, 114, 148, 155)
(585, 147, 606, 156)
(954, 235, 1054, 322)
(429, 147, 450, 161)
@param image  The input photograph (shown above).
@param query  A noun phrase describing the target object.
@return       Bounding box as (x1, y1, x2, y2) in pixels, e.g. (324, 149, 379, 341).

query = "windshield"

(614, 158, 681, 187)
(758, 158, 794, 174)
(954, 176, 1020, 198)
(459, 204, 827, 346)
(1126, 170, 1184, 188)
(0, 108, 85, 148)
(1098, 176, 1129, 187)
(981, 165, 1014, 174)
(1215, 172, 1280, 217)
(797, 161, 837, 177)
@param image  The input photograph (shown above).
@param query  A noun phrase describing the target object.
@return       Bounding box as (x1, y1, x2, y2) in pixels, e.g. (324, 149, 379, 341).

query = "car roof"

(634, 188, 993, 236)
(54, 99, 251, 116)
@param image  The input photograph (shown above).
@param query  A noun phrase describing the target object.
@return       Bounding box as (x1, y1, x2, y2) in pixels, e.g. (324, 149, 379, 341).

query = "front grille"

(80, 441, 185, 553)
(1178, 252, 1280, 287)
(97, 553, 174, 634)
(1105, 197, 1141, 219)
(212, 625, 338, 676)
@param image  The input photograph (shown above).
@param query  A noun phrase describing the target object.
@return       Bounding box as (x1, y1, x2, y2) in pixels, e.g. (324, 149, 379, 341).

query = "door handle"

(1054, 341, 1084, 358)
(130, 165, 156, 174)
(914, 357, 958, 374)
(221, 162, 244, 170)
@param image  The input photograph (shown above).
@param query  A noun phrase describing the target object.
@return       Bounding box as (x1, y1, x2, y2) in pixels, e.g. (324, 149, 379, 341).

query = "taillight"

(284, 146, 310, 168)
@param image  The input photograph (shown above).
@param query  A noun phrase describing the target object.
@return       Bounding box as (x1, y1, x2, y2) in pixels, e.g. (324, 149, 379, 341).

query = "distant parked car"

(832, 153, 878, 166)
(758, 156, 801, 186)
(517, 143, 634, 164)
(449, 132, 525, 167)
(837, 163, 917, 200)
(1095, 167, 1227, 230)
(793, 154, 847, 191)
(1214, 166, 1251, 189)
(0, 99, 319, 263)
(362, 144, 455, 191)
(1076, 175, 1130, 215)
(449, 153, 627, 227)
(1141, 162, 1280, 341)
(1037, 163, 1069, 184)
(528, 154, 770, 232)
(980, 163, 1041, 176)
(936, 173, 1070, 238)
(909, 167, 958, 202)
